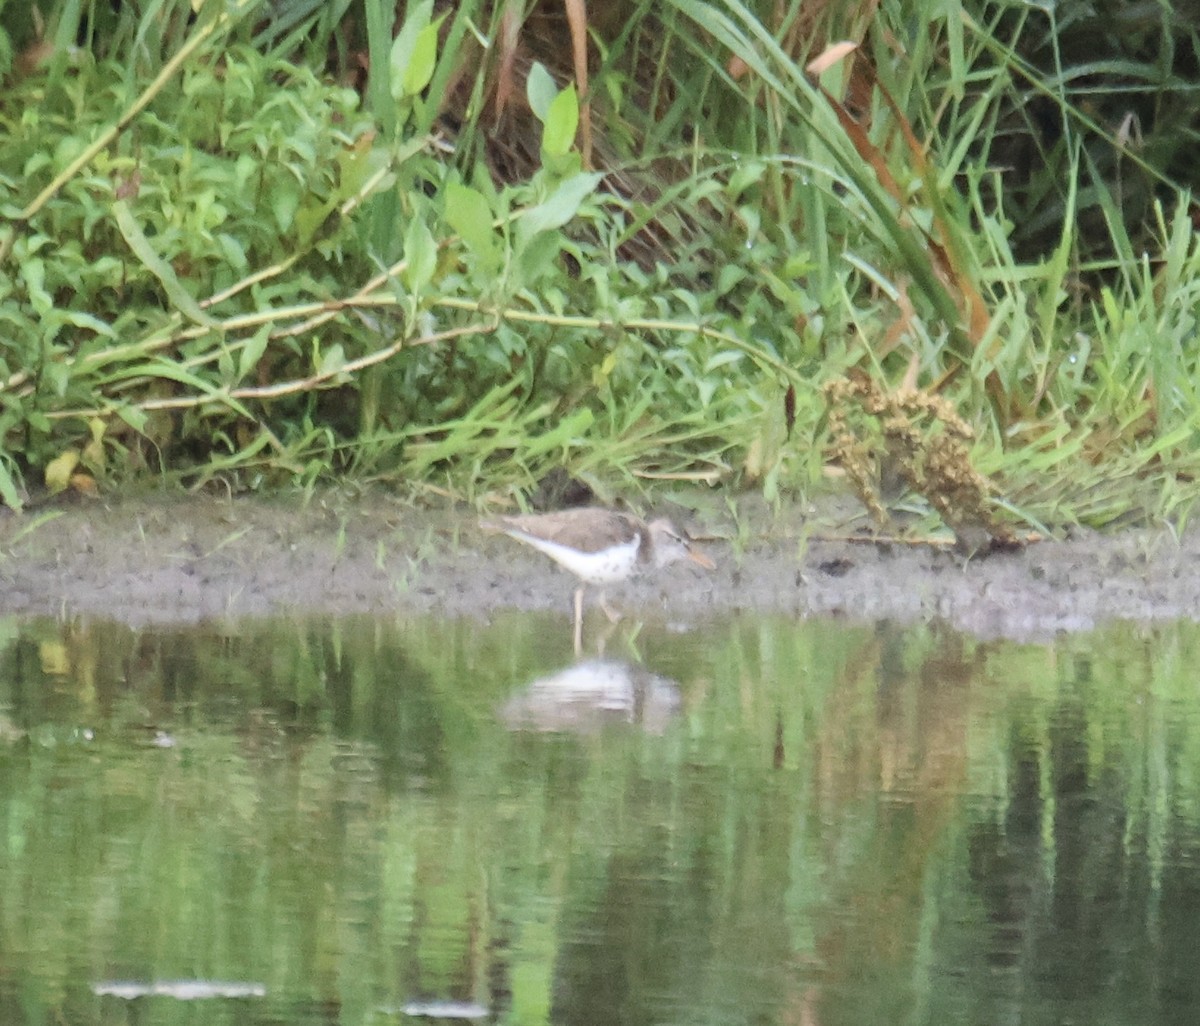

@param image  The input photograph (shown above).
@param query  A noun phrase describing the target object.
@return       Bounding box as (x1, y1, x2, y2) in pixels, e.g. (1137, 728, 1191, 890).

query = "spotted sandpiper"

(483, 507, 716, 653)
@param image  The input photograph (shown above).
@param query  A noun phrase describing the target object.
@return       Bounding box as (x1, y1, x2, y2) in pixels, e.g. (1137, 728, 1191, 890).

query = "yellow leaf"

(743, 434, 764, 481)
(83, 418, 106, 470)
(45, 449, 80, 494)
(591, 350, 618, 389)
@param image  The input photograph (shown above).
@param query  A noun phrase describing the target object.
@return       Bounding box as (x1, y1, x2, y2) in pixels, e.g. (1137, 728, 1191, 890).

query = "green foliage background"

(2, 0, 1199, 528)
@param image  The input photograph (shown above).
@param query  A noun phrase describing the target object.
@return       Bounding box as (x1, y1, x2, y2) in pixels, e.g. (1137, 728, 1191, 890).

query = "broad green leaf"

(717, 264, 747, 295)
(238, 325, 271, 382)
(21, 258, 51, 315)
(0, 460, 22, 512)
(728, 160, 766, 198)
(403, 20, 441, 96)
(271, 182, 301, 233)
(294, 197, 337, 246)
(518, 172, 603, 237)
(115, 404, 149, 434)
(102, 358, 258, 421)
(515, 229, 563, 287)
(705, 350, 746, 372)
(403, 215, 438, 294)
(523, 408, 593, 456)
(526, 62, 557, 122)
(43, 361, 70, 397)
(390, 0, 434, 101)
(444, 182, 499, 273)
(317, 343, 347, 378)
(541, 83, 578, 157)
(216, 232, 248, 273)
(112, 200, 215, 327)
(58, 310, 117, 337)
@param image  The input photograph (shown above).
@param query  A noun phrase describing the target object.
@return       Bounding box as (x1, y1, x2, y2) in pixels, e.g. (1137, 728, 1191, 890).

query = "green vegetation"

(1, 0, 1198, 531)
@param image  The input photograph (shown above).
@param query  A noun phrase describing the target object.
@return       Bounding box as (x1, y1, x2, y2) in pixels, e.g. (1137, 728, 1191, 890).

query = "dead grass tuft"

(825, 373, 1018, 552)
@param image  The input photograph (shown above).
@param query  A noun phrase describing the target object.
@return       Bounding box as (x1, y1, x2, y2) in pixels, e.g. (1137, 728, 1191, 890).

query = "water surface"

(1, 612, 1197, 1025)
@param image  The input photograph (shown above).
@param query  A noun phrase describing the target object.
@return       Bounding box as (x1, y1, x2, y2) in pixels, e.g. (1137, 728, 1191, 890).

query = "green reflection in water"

(0, 614, 1199, 1025)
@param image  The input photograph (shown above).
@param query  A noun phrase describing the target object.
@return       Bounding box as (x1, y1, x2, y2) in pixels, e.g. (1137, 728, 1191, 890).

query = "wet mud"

(1, 494, 1198, 640)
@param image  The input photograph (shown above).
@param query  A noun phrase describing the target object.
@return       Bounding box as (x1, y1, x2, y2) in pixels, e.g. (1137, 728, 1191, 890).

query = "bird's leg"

(595, 616, 619, 659)
(573, 586, 584, 657)
(598, 590, 623, 624)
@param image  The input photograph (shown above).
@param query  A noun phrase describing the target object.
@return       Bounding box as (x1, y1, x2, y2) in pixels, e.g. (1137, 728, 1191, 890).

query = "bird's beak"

(687, 546, 716, 570)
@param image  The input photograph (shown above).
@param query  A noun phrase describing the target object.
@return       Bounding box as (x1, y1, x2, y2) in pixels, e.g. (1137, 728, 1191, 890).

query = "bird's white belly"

(515, 534, 642, 584)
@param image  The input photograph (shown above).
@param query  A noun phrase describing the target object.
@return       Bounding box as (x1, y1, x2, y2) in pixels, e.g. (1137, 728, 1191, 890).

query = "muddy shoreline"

(1, 494, 1197, 640)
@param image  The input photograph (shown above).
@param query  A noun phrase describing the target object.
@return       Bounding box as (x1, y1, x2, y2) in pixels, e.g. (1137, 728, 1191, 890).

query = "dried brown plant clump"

(824, 374, 1019, 553)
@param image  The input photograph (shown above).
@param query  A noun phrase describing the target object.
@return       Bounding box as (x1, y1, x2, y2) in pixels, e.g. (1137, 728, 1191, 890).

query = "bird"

(482, 507, 716, 653)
